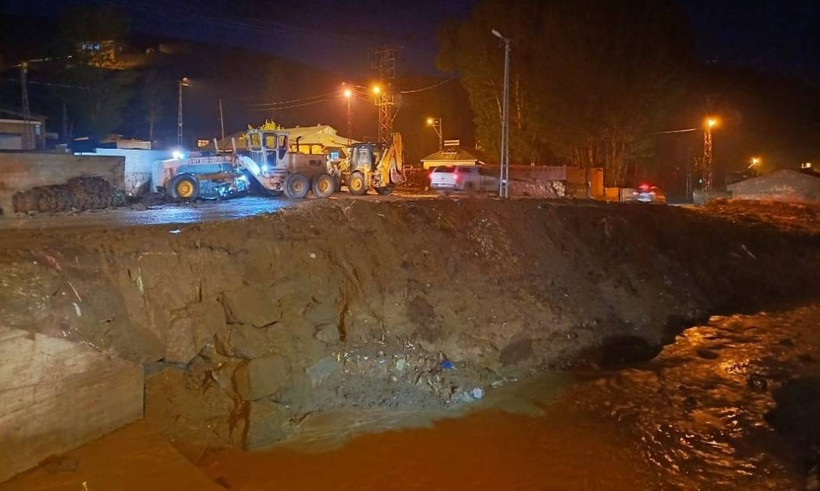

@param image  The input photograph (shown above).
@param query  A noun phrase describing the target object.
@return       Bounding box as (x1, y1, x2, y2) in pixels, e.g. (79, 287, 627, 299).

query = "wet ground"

(7, 303, 818, 490)
(0, 196, 296, 231)
(0, 192, 440, 231)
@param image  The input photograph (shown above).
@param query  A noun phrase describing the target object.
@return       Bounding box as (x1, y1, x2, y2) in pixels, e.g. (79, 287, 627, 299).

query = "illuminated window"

(249, 133, 261, 148)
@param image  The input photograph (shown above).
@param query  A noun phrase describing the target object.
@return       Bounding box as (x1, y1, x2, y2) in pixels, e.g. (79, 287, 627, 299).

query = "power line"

(248, 98, 335, 112)
(400, 77, 458, 94)
(249, 91, 343, 108)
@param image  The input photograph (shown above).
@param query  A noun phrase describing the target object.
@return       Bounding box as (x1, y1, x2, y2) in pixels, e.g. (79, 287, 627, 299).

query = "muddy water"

(202, 304, 820, 490)
(4, 305, 817, 490)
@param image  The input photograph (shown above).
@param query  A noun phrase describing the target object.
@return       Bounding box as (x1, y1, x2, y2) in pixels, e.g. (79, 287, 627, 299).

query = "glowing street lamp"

(342, 87, 353, 140)
(372, 85, 381, 95)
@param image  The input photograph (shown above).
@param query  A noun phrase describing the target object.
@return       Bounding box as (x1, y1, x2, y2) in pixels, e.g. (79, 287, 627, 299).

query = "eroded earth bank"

(1, 199, 818, 473)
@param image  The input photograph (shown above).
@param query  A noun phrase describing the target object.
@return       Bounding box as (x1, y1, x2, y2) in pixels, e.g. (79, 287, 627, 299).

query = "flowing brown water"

(201, 304, 820, 490)
(5, 304, 817, 490)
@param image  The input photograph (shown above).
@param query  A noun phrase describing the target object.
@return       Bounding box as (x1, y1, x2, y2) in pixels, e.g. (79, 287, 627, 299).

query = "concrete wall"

(78, 148, 171, 195)
(0, 327, 143, 481)
(0, 152, 124, 215)
(728, 170, 819, 203)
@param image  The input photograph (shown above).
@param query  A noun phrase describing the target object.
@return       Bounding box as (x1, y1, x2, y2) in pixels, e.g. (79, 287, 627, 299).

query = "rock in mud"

(234, 356, 291, 401)
(314, 323, 341, 344)
(306, 357, 340, 387)
(500, 338, 534, 367)
(244, 401, 289, 450)
(165, 301, 226, 364)
(215, 325, 271, 359)
(221, 286, 279, 328)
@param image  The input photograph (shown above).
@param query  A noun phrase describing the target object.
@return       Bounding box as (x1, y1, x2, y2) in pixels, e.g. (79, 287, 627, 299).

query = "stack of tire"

(12, 177, 127, 213)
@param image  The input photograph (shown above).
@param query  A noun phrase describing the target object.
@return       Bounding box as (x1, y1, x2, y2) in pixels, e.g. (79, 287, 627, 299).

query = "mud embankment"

(0, 199, 817, 458)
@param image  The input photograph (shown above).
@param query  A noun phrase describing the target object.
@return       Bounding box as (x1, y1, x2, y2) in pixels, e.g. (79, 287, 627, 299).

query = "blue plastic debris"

(441, 360, 454, 370)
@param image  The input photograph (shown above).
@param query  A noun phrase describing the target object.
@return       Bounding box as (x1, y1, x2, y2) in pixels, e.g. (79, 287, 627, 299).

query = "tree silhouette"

(438, 0, 694, 185)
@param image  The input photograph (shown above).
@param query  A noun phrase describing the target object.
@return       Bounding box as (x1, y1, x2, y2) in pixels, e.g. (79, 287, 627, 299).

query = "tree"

(438, 0, 694, 185)
(140, 69, 172, 142)
(62, 66, 135, 138)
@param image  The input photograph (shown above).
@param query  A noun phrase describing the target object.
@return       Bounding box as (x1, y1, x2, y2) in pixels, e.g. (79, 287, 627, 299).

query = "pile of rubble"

(11, 177, 127, 214)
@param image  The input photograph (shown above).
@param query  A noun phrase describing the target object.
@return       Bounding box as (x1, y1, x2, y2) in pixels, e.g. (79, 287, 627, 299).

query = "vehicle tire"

(169, 174, 199, 201)
(312, 174, 336, 198)
(284, 173, 310, 199)
(348, 172, 367, 196)
(375, 186, 393, 196)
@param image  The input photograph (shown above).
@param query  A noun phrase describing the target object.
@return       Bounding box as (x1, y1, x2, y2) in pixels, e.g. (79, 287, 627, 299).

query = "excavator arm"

(377, 133, 406, 186)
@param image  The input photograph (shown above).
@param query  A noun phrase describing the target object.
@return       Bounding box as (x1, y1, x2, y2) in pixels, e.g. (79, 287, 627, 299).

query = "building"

(0, 109, 47, 150)
(420, 144, 488, 169)
(727, 169, 820, 203)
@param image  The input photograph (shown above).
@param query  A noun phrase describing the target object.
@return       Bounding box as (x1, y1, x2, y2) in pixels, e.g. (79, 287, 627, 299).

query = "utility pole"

(370, 44, 401, 145)
(218, 98, 225, 140)
(426, 117, 443, 149)
(343, 88, 353, 142)
(177, 77, 189, 148)
(62, 101, 68, 145)
(20, 62, 31, 150)
(702, 117, 717, 192)
(492, 29, 511, 199)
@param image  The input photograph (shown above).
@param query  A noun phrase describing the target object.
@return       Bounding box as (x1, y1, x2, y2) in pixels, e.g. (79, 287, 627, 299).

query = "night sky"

(2, 0, 818, 80)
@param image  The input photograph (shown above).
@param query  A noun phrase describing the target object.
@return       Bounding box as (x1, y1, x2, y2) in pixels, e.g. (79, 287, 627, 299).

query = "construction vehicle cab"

(340, 133, 406, 195)
(237, 129, 336, 199)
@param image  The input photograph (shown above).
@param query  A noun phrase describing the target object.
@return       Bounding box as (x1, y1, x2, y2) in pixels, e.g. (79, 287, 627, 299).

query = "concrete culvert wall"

(0, 199, 817, 462)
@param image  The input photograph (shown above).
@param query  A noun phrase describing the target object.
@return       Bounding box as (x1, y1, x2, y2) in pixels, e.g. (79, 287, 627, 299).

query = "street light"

(702, 116, 718, 192)
(492, 29, 511, 199)
(372, 85, 381, 95)
(426, 117, 443, 149)
(343, 87, 353, 141)
(747, 156, 761, 171)
(177, 77, 190, 148)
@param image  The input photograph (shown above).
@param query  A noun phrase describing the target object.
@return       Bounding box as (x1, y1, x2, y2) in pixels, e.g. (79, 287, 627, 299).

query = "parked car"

(429, 166, 498, 193)
(632, 183, 667, 204)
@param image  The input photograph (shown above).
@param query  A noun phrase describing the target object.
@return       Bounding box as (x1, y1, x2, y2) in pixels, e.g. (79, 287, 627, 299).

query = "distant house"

(420, 144, 488, 169)
(0, 109, 47, 150)
(210, 124, 357, 160)
(727, 169, 819, 203)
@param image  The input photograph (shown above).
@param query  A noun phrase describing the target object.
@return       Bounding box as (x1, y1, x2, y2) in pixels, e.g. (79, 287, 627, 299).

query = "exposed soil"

(698, 198, 820, 234)
(0, 198, 817, 460)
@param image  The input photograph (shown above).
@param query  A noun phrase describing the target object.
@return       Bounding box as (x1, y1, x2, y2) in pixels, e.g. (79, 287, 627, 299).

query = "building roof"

(727, 169, 819, 190)
(0, 107, 47, 121)
(420, 145, 488, 163)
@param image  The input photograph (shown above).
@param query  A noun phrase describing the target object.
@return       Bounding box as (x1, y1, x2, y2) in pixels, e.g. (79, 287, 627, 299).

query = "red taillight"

(428, 172, 434, 180)
(639, 183, 650, 191)
(453, 172, 460, 183)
